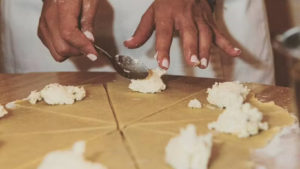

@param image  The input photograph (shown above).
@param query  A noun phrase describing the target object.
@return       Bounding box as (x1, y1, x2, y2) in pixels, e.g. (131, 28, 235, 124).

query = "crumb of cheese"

(188, 99, 202, 109)
(0, 105, 8, 118)
(5, 101, 17, 110)
(28, 90, 42, 104)
(165, 124, 212, 169)
(27, 83, 86, 105)
(37, 141, 107, 169)
(129, 68, 166, 93)
(207, 81, 250, 108)
(208, 103, 268, 138)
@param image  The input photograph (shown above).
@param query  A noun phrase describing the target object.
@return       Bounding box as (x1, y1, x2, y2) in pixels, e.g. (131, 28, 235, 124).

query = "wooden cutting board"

(0, 73, 296, 169)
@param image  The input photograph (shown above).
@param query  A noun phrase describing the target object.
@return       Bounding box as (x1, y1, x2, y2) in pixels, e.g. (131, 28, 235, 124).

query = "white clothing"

(0, 0, 274, 84)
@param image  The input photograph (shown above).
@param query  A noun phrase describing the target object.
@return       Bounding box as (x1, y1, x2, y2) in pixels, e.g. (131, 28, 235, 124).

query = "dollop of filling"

(27, 83, 86, 105)
(188, 99, 202, 109)
(165, 124, 213, 169)
(0, 105, 8, 118)
(37, 141, 106, 169)
(129, 68, 166, 94)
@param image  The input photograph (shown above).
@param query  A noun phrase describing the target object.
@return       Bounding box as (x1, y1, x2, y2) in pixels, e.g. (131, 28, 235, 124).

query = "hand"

(124, 0, 241, 70)
(38, 0, 99, 62)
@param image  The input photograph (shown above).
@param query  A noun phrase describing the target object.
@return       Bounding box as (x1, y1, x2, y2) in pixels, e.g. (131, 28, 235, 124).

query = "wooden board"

(0, 73, 296, 169)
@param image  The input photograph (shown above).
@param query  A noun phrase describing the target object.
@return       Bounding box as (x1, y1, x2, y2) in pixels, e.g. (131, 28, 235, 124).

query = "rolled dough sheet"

(124, 127, 174, 169)
(125, 125, 292, 169)
(106, 77, 217, 128)
(16, 84, 115, 124)
(84, 131, 136, 169)
(132, 92, 295, 127)
(17, 131, 135, 169)
(0, 77, 296, 169)
(0, 106, 114, 136)
(131, 89, 221, 125)
(126, 90, 295, 169)
(0, 128, 113, 169)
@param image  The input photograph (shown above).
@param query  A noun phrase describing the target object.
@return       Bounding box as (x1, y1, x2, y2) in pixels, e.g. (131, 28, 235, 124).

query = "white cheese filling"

(0, 105, 8, 118)
(5, 101, 17, 110)
(28, 90, 42, 104)
(188, 99, 202, 109)
(129, 68, 166, 93)
(207, 81, 250, 108)
(37, 141, 107, 169)
(27, 83, 86, 105)
(207, 81, 268, 138)
(208, 103, 268, 138)
(165, 124, 212, 169)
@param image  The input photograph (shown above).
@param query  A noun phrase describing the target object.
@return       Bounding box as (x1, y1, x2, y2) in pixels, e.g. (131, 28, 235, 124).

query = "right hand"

(38, 0, 99, 62)
(124, 0, 241, 70)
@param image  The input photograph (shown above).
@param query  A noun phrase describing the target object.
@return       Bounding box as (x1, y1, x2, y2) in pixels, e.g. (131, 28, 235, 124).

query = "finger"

(196, 20, 213, 69)
(43, 5, 82, 57)
(155, 18, 174, 70)
(81, 0, 99, 42)
(124, 5, 155, 49)
(57, 0, 98, 61)
(213, 28, 241, 57)
(177, 18, 199, 66)
(38, 22, 68, 62)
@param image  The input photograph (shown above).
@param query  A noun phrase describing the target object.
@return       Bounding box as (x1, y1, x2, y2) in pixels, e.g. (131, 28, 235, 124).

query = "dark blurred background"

(265, 0, 300, 86)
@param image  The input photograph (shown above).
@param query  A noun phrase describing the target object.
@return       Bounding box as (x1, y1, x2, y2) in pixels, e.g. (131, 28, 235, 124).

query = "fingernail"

(190, 55, 200, 65)
(200, 58, 207, 67)
(234, 47, 241, 55)
(125, 37, 134, 42)
(87, 54, 98, 61)
(83, 31, 95, 42)
(162, 58, 169, 69)
(154, 52, 158, 60)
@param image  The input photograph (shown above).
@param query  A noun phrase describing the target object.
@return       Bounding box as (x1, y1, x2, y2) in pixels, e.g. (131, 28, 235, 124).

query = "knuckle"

(155, 18, 173, 26)
(81, 44, 94, 53)
(181, 26, 197, 38)
(60, 29, 74, 41)
(38, 20, 46, 30)
(37, 30, 43, 40)
(37, 22, 47, 39)
(155, 23, 173, 36)
(53, 55, 66, 62)
(37, 28, 44, 39)
(55, 45, 71, 56)
(156, 29, 171, 36)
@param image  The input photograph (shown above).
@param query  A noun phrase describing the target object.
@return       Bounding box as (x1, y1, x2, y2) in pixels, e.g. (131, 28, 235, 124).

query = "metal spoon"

(94, 44, 149, 79)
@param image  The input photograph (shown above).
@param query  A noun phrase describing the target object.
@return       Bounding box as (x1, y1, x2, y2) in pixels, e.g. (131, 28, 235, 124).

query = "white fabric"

(0, 0, 274, 84)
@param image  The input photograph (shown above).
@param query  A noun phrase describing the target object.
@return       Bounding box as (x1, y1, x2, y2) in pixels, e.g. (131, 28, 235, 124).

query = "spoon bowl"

(94, 45, 149, 79)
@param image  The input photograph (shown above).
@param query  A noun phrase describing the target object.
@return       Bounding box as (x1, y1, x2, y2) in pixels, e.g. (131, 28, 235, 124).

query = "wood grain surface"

(0, 72, 294, 112)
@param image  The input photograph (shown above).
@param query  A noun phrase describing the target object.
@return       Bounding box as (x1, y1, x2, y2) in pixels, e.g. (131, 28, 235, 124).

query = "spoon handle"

(94, 44, 114, 60)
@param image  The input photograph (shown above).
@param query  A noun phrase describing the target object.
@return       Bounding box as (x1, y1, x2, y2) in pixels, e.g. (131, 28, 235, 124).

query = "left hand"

(124, 0, 241, 70)
(38, 0, 99, 62)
